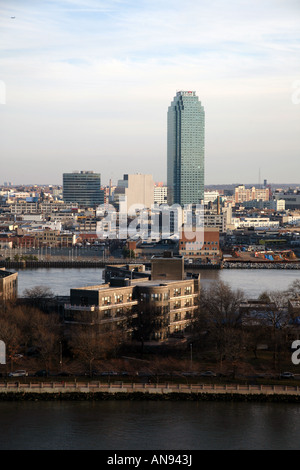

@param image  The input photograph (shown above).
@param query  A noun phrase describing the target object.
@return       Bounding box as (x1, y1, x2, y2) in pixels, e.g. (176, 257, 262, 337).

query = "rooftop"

(0, 268, 16, 279)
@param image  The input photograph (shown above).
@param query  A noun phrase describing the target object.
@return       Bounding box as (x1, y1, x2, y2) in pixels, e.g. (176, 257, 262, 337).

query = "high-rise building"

(113, 174, 154, 213)
(63, 171, 103, 207)
(167, 91, 205, 206)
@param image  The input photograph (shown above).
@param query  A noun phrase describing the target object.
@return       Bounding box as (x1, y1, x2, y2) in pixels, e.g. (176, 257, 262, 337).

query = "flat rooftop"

(0, 269, 16, 279)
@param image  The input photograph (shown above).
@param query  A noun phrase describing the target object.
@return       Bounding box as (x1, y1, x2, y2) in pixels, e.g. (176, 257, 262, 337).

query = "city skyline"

(1, 0, 299, 186)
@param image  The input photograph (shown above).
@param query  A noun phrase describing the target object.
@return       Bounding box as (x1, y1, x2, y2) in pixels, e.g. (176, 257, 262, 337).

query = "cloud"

(0, 0, 299, 185)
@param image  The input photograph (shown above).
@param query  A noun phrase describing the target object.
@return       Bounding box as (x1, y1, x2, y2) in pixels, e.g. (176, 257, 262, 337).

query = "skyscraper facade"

(167, 91, 205, 206)
(63, 171, 103, 207)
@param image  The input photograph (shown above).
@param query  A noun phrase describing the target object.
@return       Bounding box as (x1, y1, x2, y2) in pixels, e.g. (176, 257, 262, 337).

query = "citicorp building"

(167, 90, 205, 206)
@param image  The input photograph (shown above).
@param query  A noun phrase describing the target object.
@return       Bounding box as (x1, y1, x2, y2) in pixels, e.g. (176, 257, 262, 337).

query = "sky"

(0, 0, 299, 187)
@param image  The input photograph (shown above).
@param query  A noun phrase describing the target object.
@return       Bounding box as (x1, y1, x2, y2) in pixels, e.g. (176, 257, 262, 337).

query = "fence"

(0, 381, 299, 396)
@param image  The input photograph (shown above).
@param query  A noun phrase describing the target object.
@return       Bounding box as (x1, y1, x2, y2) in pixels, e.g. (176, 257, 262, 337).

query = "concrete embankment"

(2, 259, 300, 270)
(223, 262, 300, 269)
(1, 382, 300, 402)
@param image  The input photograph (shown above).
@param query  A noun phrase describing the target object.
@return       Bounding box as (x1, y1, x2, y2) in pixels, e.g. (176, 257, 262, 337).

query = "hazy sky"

(1, 0, 299, 186)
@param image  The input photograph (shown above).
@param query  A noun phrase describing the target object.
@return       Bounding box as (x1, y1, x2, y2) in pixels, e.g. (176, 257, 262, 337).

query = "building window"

(151, 293, 162, 301)
(115, 294, 123, 303)
(102, 296, 111, 305)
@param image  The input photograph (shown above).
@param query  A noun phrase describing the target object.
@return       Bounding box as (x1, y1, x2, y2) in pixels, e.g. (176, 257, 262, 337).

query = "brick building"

(179, 228, 220, 263)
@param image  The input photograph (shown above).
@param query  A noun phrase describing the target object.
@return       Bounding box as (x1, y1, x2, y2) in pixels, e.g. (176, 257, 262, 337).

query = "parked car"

(34, 370, 48, 377)
(279, 372, 295, 379)
(8, 370, 28, 377)
(100, 371, 118, 376)
(200, 371, 217, 377)
(13, 353, 24, 359)
(182, 372, 200, 377)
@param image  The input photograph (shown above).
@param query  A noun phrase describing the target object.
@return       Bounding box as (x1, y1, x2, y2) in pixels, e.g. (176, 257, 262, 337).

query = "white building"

(114, 174, 154, 215)
(154, 186, 168, 205)
(231, 217, 280, 229)
(204, 191, 220, 205)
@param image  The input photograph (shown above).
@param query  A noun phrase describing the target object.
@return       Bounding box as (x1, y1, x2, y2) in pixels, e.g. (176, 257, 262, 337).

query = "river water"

(1, 400, 300, 450)
(16, 266, 300, 298)
(4, 267, 300, 450)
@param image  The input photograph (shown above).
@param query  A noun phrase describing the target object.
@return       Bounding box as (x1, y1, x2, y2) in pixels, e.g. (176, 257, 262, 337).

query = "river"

(16, 266, 300, 298)
(1, 400, 300, 450)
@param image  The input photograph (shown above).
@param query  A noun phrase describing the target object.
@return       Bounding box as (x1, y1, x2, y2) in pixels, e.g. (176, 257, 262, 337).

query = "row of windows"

(180, 241, 218, 245)
(102, 293, 132, 305)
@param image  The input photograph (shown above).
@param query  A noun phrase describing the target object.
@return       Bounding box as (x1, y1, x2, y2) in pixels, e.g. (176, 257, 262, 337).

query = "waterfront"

(16, 266, 300, 298)
(4, 266, 300, 451)
(0, 400, 300, 450)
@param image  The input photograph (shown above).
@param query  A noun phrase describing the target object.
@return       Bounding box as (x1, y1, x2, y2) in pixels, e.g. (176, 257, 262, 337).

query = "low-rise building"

(179, 228, 220, 263)
(64, 256, 200, 341)
(34, 230, 76, 247)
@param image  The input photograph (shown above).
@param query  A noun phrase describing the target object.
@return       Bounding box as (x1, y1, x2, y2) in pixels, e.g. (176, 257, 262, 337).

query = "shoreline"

(2, 259, 300, 270)
(1, 391, 300, 403)
(223, 262, 300, 269)
(1, 382, 300, 403)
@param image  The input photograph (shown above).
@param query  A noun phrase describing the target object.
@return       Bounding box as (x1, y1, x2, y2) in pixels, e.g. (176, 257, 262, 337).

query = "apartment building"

(34, 230, 77, 247)
(64, 256, 200, 341)
(0, 268, 18, 301)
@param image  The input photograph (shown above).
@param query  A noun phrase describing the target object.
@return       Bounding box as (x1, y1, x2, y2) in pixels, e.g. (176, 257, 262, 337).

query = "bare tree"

(31, 312, 61, 371)
(258, 289, 291, 370)
(285, 279, 300, 299)
(69, 325, 123, 376)
(23, 285, 54, 300)
(0, 316, 22, 372)
(196, 281, 245, 370)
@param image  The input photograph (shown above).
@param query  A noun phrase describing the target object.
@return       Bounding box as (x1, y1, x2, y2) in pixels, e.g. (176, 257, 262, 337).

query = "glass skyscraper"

(63, 171, 103, 207)
(167, 91, 205, 206)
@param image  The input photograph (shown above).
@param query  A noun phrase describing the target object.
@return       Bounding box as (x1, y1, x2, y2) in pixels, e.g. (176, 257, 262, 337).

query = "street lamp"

(59, 341, 63, 370)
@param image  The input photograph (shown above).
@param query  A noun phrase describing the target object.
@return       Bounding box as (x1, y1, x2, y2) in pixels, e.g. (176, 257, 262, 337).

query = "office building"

(63, 171, 103, 207)
(167, 91, 205, 206)
(114, 174, 154, 214)
(274, 190, 300, 210)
